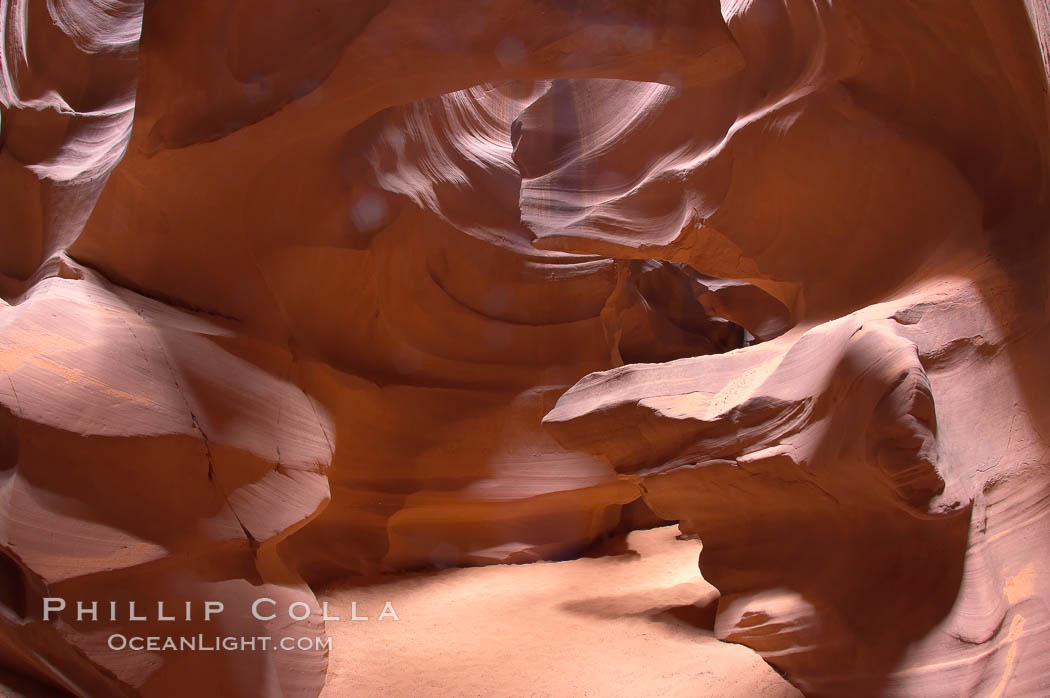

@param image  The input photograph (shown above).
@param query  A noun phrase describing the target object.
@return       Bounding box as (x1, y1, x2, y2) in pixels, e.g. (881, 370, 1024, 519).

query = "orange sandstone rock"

(1, 0, 1049, 696)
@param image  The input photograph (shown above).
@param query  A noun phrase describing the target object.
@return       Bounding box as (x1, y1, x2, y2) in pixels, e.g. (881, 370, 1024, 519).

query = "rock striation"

(1, 0, 1049, 696)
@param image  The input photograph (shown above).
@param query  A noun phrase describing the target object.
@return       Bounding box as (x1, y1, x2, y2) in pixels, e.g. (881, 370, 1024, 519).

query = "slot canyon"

(1, 0, 1049, 695)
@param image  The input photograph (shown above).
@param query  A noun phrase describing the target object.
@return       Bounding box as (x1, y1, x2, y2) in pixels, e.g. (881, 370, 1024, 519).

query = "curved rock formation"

(1, 0, 1049, 695)
(546, 276, 1048, 694)
(540, 1, 1050, 694)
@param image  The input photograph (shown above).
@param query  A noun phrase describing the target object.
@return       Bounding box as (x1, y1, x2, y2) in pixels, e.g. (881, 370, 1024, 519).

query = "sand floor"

(319, 525, 801, 697)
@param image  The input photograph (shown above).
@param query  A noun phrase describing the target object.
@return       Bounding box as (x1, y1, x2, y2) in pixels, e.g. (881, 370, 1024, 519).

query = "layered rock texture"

(2, 0, 1049, 696)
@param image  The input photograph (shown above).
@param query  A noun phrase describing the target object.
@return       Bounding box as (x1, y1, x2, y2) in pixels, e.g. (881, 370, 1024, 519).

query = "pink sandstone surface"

(1, 0, 1049, 695)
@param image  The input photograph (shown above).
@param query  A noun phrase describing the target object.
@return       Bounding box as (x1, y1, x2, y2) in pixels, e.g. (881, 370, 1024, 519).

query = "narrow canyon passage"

(319, 526, 799, 697)
(2, 1, 1050, 696)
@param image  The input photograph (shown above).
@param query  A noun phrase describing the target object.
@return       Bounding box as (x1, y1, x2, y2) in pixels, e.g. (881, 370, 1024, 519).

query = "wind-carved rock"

(534, 0, 1050, 693)
(628, 319, 966, 693)
(0, 3, 750, 694)
(3, 0, 1050, 695)
(546, 281, 1050, 695)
